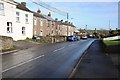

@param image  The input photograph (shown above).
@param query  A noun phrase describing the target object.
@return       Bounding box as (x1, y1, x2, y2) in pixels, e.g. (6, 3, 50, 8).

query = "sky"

(17, 0, 119, 30)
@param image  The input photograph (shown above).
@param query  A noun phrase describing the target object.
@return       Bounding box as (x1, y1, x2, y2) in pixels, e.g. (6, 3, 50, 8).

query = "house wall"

(0, 0, 33, 40)
(14, 9, 33, 40)
(61, 25, 67, 36)
(33, 16, 48, 37)
(0, 0, 16, 39)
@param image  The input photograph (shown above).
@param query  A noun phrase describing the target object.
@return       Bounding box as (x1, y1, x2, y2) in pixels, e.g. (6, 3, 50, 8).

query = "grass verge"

(103, 40, 120, 46)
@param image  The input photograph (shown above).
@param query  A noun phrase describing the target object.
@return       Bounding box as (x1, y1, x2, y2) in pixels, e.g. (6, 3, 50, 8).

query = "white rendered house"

(0, 0, 33, 40)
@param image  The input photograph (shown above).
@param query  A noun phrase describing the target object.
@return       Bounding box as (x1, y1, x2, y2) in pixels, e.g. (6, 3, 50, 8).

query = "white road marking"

(68, 44, 76, 47)
(53, 47, 65, 52)
(2, 55, 45, 73)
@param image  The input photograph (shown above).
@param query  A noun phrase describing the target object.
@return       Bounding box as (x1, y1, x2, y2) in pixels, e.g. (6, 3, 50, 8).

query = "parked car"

(81, 36, 87, 39)
(67, 36, 76, 41)
(76, 36, 81, 40)
(33, 35, 40, 41)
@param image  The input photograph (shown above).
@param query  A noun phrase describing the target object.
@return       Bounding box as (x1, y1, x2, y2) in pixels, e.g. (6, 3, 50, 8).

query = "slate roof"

(16, 3, 32, 13)
(33, 12, 46, 19)
(42, 14, 55, 21)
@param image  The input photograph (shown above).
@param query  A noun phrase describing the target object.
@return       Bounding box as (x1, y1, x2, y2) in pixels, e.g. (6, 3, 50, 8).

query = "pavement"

(71, 40, 119, 78)
(13, 40, 41, 50)
(2, 40, 41, 54)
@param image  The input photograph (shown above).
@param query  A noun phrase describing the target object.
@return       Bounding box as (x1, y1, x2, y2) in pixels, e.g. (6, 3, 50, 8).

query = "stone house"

(33, 9, 47, 37)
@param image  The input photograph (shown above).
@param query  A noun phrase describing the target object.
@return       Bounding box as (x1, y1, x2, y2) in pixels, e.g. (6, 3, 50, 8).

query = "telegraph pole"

(109, 20, 111, 30)
(108, 20, 111, 36)
(86, 25, 87, 30)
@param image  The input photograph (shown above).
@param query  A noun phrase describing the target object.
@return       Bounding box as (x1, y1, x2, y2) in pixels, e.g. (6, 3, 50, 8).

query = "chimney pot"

(48, 12, 51, 16)
(21, 2, 26, 6)
(55, 18, 58, 21)
(61, 20, 63, 22)
(37, 9, 41, 14)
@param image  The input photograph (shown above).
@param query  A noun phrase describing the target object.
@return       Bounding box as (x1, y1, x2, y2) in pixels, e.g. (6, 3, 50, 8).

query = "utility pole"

(108, 20, 111, 36)
(86, 25, 87, 30)
(109, 20, 111, 30)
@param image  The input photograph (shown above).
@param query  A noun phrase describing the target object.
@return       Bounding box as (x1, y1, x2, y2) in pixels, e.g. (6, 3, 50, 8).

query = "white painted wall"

(15, 9, 33, 40)
(0, 0, 16, 39)
(0, 0, 33, 40)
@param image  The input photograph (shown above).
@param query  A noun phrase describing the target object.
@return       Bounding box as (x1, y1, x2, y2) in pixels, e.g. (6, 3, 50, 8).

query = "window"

(0, 3, 4, 15)
(46, 20, 49, 27)
(34, 19, 36, 25)
(16, 12, 20, 22)
(25, 14, 28, 23)
(22, 27, 25, 35)
(52, 30, 53, 34)
(34, 31, 36, 35)
(7, 22, 12, 33)
(40, 19, 43, 26)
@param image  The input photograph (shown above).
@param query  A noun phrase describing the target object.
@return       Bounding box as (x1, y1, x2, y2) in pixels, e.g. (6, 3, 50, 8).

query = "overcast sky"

(17, 0, 118, 30)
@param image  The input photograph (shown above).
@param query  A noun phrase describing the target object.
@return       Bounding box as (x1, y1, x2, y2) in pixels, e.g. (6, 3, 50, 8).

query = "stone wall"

(103, 36, 120, 40)
(41, 36, 67, 43)
(0, 36, 13, 51)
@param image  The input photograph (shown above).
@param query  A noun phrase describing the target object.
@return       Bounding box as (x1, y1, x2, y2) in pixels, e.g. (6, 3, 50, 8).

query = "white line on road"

(2, 55, 45, 73)
(53, 47, 65, 52)
(68, 44, 76, 47)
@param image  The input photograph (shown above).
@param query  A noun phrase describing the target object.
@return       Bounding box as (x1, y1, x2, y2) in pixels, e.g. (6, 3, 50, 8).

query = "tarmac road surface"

(2, 38, 95, 78)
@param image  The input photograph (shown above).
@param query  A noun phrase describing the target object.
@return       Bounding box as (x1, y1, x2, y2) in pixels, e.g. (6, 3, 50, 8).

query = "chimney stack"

(21, 2, 26, 6)
(65, 21, 68, 23)
(37, 9, 41, 14)
(61, 20, 63, 22)
(48, 12, 51, 17)
(55, 18, 58, 21)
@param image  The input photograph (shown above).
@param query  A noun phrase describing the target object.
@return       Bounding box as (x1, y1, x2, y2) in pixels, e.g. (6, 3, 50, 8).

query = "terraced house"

(0, 0, 33, 40)
(0, 0, 77, 42)
(33, 9, 47, 37)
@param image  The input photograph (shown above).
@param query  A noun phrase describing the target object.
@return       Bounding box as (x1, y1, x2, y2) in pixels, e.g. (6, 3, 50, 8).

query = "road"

(2, 38, 95, 78)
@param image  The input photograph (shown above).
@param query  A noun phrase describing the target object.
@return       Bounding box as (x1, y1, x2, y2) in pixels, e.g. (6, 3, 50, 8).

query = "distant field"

(103, 40, 120, 46)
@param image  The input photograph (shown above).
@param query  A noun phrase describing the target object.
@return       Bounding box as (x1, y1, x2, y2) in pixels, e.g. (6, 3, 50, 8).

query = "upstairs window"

(7, 22, 12, 33)
(22, 27, 25, 35)
(25, 14, 28, 23)
(40, 19, 43, 26)
(34, 19, 37, 25)
(16, 12, 20, 22)
(0, 3, 4, 15)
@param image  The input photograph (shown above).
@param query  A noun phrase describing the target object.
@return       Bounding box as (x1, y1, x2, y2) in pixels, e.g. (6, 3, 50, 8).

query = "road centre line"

(2, 55, 45, 73)
(68, 44, 76, 47)
(53, 47, 65, 52)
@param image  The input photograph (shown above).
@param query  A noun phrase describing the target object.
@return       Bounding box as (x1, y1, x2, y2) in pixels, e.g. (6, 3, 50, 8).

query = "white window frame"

(7, 22, 13, 33)
(25, 14, 28, 23)
(16, 12, 20, 22)
(40, 19, 43, 26)
(0, 3, 4, 15)
(22, 27, 25, 35)
(34, 19, 37, 25)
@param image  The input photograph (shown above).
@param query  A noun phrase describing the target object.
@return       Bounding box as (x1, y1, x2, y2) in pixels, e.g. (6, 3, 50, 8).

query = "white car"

(81, 36, 87, 39)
